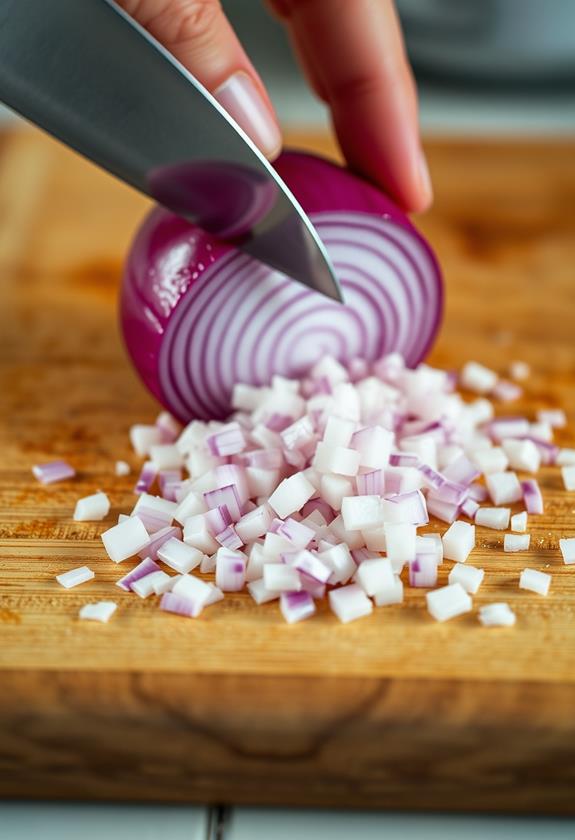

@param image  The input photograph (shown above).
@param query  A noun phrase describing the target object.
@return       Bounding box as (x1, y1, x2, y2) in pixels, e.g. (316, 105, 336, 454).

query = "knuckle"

(148, 0, 223, 47)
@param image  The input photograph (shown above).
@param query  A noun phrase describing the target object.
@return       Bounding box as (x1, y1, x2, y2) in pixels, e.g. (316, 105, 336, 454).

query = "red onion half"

(121, 151, 442, 421)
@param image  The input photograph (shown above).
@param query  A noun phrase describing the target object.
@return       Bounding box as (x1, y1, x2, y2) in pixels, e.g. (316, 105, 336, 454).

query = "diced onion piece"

(557, 448, 575, 466)
(56, 566, 95, 589)
(479, 603, 516, 627)
(171, 573, 213, 613)
(341, 495, 383, 531)
(268, 472, 316, 518)
(504, 533, 530, 552)
(129, 425, 163, 457)
(134, 461, 157, 495)
(442, 520, 475, 563)
(313, 442, 361, 476)
(471, 448, 509, 476)
(448, 563, 484, 594)
(373, 575, 404, 606)
(519, 567, 550, 596)
(115, 460, 131, 476)
(216, 524, 243, 550)
(559, 538, 575, 565)
(101, 516, 150, 563)
(426, 583, 472, 622)
(116, 556, 161, 591)
(173, 490, 207, 525)
(487, 417, 530, 443)
(320, 474, 355, 511)
(317, 543, 356, 585)
(510, 512, 528, 533)
(501, 439, 540, 473)
(329, 583, 373, 624)
(562, 465, 575, 492)
(408, 555, 438, 588)
(150, 444, 184, 470)
(215, 547, 246, 591)
(263, 563, 301, 592)
(382, 490, 428, 526)
(206, 422, 247, 456)
(475, 507, 510, 530)
(485, 471, 522, 505)
(139, 525, 181, 561)
(356, 557, 394, 597)
(351, 426, 393, 469)
(460, 361, 498, 395)
(521, 479, 544, 514)
(160, 591, 203, 618)
(460, 497, 479, 520)
(156, 410, 182, 442)
(384, 522, 416, 571)
(280, 591, 316, 624)
(32, 460, 75, 484)
(157, 537, 203, 574)
(509, 361, 530, 381)
(183, 514, 219, 555)
(132, 570, 172, 598)
(285, 549, 331, 583)
(442, 454, 480, 486)
(492, 380, 522, 402)
(323, 416, 356, 447)
(132, 492, 177, 521)
(79, 601, 117, 623)
(247, 578, 281, 604)
(536, 409, 566, 428)
(73, 491, 110, 522)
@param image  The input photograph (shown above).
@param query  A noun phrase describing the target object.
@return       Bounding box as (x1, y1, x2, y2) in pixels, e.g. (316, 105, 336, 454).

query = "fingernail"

(214, 72, 282, 159)
(418, 148, 433, 204)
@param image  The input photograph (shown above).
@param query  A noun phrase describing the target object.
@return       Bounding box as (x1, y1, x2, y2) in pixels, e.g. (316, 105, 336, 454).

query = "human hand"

(117, 0, 431, 212)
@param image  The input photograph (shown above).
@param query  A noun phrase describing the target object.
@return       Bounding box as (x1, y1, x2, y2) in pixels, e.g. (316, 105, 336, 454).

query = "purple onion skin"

(121, 150, 442, 420)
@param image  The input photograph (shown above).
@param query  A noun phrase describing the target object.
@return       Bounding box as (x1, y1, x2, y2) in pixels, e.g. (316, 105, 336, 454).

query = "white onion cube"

(79, 601, 117, 623)
(486, 471, 522, 505)
(329, 583, 373, 624)
(373, 575, 404, 606)
(479, 603, 516, 627)
(268, 473, 316, 518)
(501, 439, 540, 473)
(263, 564, 302, 592)
(510, 512, 528, 533)
(442, 521, 475, 563)
(73, 491, 110, 522)
(519, 567, 551, 596)
(460, 361, 498, 394)
(157, 537, 203, 574)
(448, 563, 484, 594)
(101, 516, 150, 563)
(384, 522, 416, 570)
(341, 495, 383, 532)
(356, 557, 394, 597)
(426, 583, 472, 622)
(475, 507, 510, 531)
(562, 465, 575, 491)
(504, 534, 530, 552)
(559, 537, 575, 565)
(56, 566, 95, 589)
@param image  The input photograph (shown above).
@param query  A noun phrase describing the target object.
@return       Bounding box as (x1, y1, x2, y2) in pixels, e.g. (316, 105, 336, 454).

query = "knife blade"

(0, 0, 342, 301)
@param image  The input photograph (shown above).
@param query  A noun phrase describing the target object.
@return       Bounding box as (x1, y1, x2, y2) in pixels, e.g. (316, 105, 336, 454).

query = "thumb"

(118, 0, 282, 158)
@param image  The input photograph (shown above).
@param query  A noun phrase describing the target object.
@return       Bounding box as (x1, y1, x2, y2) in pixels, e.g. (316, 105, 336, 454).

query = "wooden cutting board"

(1, 129, 575, 813)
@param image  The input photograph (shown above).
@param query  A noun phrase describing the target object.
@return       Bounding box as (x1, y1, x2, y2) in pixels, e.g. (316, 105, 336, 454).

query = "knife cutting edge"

(0, 0, 342, 301)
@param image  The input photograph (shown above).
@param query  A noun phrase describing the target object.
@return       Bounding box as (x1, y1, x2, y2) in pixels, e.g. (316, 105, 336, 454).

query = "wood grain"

(1, 129, 575, 811)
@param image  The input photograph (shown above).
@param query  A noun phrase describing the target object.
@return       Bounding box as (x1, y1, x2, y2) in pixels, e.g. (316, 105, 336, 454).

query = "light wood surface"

(1, 129, 575, 811)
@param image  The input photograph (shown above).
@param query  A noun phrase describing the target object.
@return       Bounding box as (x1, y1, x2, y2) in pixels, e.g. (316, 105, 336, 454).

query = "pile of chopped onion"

(49, 353, 575, 627)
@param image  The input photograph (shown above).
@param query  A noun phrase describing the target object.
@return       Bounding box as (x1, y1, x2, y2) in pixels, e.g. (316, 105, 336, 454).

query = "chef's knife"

(0, 0, 342, 301)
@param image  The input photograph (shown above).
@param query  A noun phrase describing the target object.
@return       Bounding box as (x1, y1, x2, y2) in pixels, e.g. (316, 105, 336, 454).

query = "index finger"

(270, 0, 432, 212)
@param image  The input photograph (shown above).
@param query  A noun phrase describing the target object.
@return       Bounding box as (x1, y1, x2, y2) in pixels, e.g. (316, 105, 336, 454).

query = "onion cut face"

(121, 151, 442, 422)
